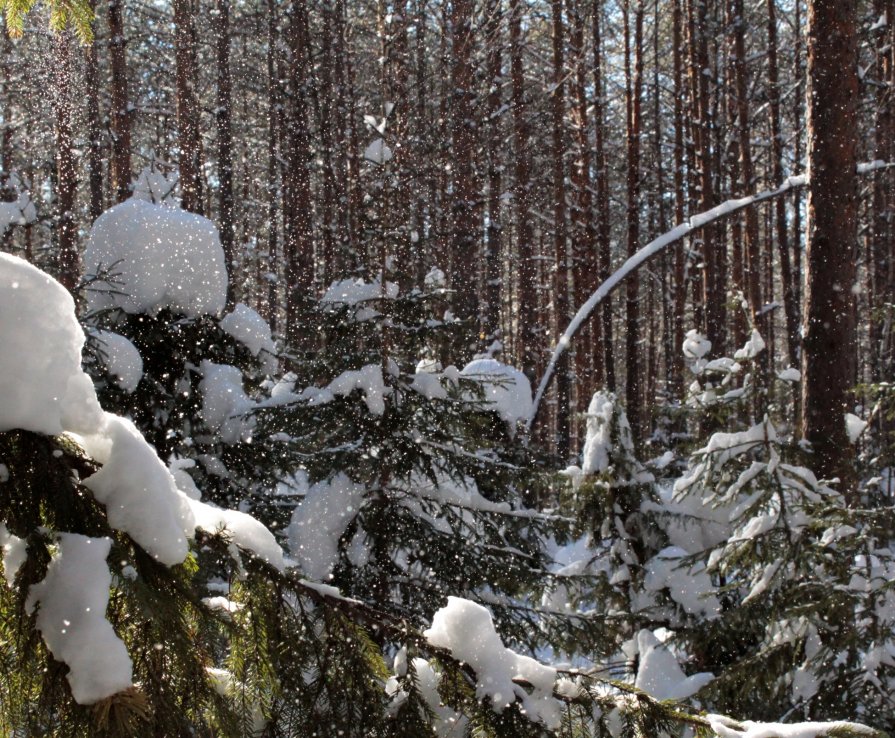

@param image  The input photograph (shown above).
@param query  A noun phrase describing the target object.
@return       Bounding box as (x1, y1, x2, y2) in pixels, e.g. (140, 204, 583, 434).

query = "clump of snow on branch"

(89, 328, 144, 392)
(288, 472, 366, 581)
(0, 173, 36, 234)
(84, 198, 228, 317)
(424, 596, 561, 729)
(199, 361, 255, 444)
(460, 358, 532, 431)
(633, 629, 713, 701)
(26, 533, 134, 704)
(0, 253, 287, 703)
(220, 303, 278, 374)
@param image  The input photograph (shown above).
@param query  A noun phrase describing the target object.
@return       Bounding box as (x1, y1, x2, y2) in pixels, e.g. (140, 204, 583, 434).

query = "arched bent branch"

(526, 161, 895, 432)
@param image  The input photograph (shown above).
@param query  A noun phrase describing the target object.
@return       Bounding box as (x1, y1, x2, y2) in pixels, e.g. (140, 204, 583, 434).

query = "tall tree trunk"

(732, 0, 762, 338)
(623, 0, 644, 444)
(108, 0, 131, 202)
(568, 0, 596, 408)
(592, 0, 615, 391)
(551, 0, 571, 457)
(53, 34, 79, 294)
(265, 0, 280, 331)
(484, 0, 503, 343)
(173, 0, 204, 214)
(670, 0, 687, 395)
(767, 0, 799, 371)
(215, 0, 236, 308)
(802, 0, 858, 496)
(282, 0, 315, 352)
(510, 0, 537, 382)
(450, 0, 479, 325)
(84, 0, 103, 221)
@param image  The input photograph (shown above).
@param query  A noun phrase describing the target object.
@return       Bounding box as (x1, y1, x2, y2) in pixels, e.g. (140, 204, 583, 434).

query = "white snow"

(706, 715, 877, 738)
(845, 413, 867, 444)
(321, 276, 398, 305)
(288, 472, 366, 581)
(90, 329, 144, 392)
(777, 367, 801, 382)
(84, 198, 228, 318)
(643, 547, 720, 618)
(425, 596, 561, 728)
(220, 303, 278, 374)
(363, 137, 393, 164)
(0, 173, 36, 234)
(199, 361, 255, 443)
(328, 364, 389, 415)
(634, 629, 713, 701)
(460, 359, 532, 430)
(26, 533, 134, 704)
(734, 329, 766, 360)
(131, 165, 179, 205)
(78, 415, 195, 566)
(189, 499, 286, 571)
(0, 253, 105, 436)
(0, 522, 26, 586)
(683, 330, 712, 361)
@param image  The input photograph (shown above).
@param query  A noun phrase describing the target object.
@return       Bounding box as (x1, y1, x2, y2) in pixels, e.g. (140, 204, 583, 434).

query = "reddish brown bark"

(108, 0, 131, 203)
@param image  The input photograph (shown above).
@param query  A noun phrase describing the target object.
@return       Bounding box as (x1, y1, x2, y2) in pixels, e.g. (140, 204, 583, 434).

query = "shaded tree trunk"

(215, 0, 236, 308)
(173, 0, 204, 214)
(53, 34, 79, 293)
(108, 0, 131, 203)
(802, 0, 858, 496)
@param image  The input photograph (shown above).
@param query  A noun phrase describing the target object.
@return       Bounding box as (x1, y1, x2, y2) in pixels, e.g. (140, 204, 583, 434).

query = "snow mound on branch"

(634, 629, 713, 701)
(460, 359, 532, 431)
(220, 303, 278, 374)
(288, 472, 366, 581)
(79, 415, 196, 566)
(0, 254, 288, 702)
(199, 361, 255, 444)
(706, 715, 878, 738)
(84, 198, 228, 318)
(0, 252, 105, 435)
(90, 328, 143, 393)
(425, 596, 561, 729)
(26, 533, 133, 704)
(321, 276, 398, 305)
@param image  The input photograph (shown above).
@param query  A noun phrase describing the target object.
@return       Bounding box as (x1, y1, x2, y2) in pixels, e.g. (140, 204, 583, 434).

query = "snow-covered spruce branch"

(527, 160, 895, 431)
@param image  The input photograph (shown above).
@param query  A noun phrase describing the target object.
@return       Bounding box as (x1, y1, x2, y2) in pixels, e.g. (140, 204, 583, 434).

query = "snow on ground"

(84, 198, 228, 317)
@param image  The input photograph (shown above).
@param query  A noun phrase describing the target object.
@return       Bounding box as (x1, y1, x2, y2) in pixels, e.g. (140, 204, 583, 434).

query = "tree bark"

(173, 0, 204, 214)
(802, 0, 859, 496)
(623, 0, 644, 445)
(108, 0, 131, 203)
(215, 0, 236, 308)
(53, 34, 79, 294)
(551, 0, 571, 457)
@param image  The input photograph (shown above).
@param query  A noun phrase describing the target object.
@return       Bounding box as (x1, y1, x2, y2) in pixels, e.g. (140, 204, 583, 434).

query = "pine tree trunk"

(623, 0, 644, 445)
(173, 0, 204, 214)
(109, 0, 131, 203)
(551, 0, 571, 457)
(593, 0, 615, 391)
(767, 0, 800, 371)
(450, 0, 479, 325)
(802, 0, 858, 496)
(670, 0, 687, 395)
(265, 0, 280, 331)
(84, 0, 104, 221)
(53, 34, 79, 294)
(484, 0, 503, 344)
(510, 0, 537, 382)
(569, 0, 596, 407)
(215, 0, 236, 308)
(282, 0, 315, 353)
